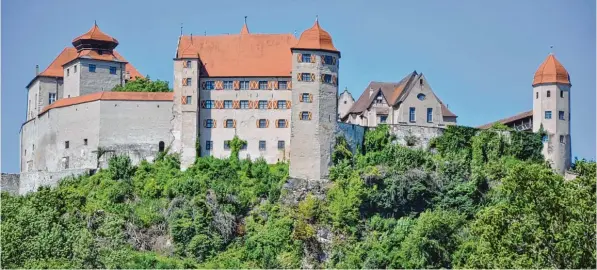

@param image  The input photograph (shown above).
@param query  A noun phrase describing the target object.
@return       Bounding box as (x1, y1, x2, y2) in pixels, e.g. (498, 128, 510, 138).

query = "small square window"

(277, 119, 286, 128)
(74, 65, 77, 73)
(49, 93, 57, 104)
(545, 111, 552, 119)
(536, 92, 538, 99)
(301, 54, 311, 62)
(240, 100, 249, 109)
(205, 81, 214, 90)
(278, 140, 285, 149)
(224, 140, 231, 150)
(380, 115, 388, 123)
(185, 78, 192, 86)
(301, 73, 311, 81)
(240, 81, 249, 90)
(186, 60, 192, 68)
(186, 96, 192, 105)
(542, 135, 548, 142)
(67, 68, 70, 76)
(258, 119, 267, 128)
(427, 108, 433, 123)
(560, 90, 564, 98)
(258, 100, 267, 109)
(206, 140, 213, 150)
(225, 119, 234, 128)
(278, 81, 288, 90)
(324, 55, 334, 65)
(301, 111, 310, 120)
(206, 119, 214, 128)
(224, 100, 232, 109)
(110, 67, 117, 75)
(302, 93, 311, 103)
(323, 74, 332, 83)
(547, 90, 551, 97)
(65, 141, 70, 149)
(409, 107, 416, 122)
(559, 135, 565, 143)
(241, 142, 247, 150)
(277, 100, 287, 109)
(205, 100, 214, 109)
(259, 140, 266, 150)
(558, 111, 565, 120)
(89, 64, 96, 72)
(224, 81, 233, 90)
(84, 139, 88, 146)
(259, 81, 268, 90)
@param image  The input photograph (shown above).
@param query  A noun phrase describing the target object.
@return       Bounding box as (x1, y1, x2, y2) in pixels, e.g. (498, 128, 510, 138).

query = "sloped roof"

(533, 54, 570, 86)
(72, 24, 119, 45)
(292, 20, 339, 54)
(176, 32, 298, 77)
(348, 72, 417, 114)
(477, 110, 533, 129)
(39, 91, 173, 115)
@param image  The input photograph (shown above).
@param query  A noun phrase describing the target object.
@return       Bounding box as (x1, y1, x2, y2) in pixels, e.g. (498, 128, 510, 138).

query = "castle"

(12, 19, 573, 194)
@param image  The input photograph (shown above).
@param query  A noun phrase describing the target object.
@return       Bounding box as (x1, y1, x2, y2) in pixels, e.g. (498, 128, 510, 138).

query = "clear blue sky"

(2, 0, 595, 172)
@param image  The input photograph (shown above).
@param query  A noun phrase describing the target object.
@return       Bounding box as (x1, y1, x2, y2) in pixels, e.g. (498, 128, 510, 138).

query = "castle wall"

(199, 77, 292, 163)
(65, 58, 125, 97)
(26, 80, 40, 120)
(389, 123, 445, 149)
(1, 173, 20, 195)
(63, 61, 81, 98)
(336, 123, 365, 153)
(19, 169, 90, 194)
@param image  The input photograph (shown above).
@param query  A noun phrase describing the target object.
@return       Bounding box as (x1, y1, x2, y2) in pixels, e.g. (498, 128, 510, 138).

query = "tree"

(112, 76, 171, 92)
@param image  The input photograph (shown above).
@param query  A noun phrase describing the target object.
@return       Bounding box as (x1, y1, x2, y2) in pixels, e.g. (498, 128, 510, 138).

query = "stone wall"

(1, 173, 20, 195)
(336, 122, 365, 153)
(19, 169, 89, 194)
(388, 124, 445, 149)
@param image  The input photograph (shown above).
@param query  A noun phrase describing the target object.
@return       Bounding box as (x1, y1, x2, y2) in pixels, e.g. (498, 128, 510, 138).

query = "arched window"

(158, 141, 165, 152)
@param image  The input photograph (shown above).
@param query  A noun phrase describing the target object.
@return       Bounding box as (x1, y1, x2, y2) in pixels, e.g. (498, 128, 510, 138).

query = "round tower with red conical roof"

(532, 53, 572, 175)
(289, 18, 340, 181)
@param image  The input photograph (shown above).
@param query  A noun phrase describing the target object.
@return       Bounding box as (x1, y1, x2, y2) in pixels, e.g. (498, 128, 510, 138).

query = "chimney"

(369, 87, 374, 97)
(35, 65, 39, 75)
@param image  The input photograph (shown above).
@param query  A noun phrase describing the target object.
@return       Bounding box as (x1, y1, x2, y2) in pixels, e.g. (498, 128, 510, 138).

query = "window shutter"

(213, 120, 217, 128)
(332, 75, 337, 85)
(285, 119, 289, 128)
(182, 78, 188, 86)
(203, 119, 206, 128)
(274, 81, 279, 89)
(233, 100, 240, 109)
(308, 112, 312, 120)
(218, 100, 223, 109)
(266, 119, 270, 128)
(310, 73, 315, 82)
(320, 55, 325, 64)
(311, 55, 316, 63)
(233, 119, 237, 128)
(287, 81, 292, 89)
(267, 100, 273, 109)
(309, 93, 313, 102)
(201, 100, 206, 109)
(297, 73, 302, 81)
(297, 53, 302, 63)
(233, 80, 240, 90)
(275, 120, 279, 128)
(273, 100, 278, 109)
(254, 100, 259, 109)
(320, 74, 325, 83)
(256, 119, 259, 128)
(332, 57, 337, 65)
(287, 100, 292, 109)
(250, 81, 258, 90)
(215, 81, 223, 90)
(182, 61, 187, 68)
(201, 81, 206, 90)
(181, 96, 187, 105)
(299, 94, 304, 102)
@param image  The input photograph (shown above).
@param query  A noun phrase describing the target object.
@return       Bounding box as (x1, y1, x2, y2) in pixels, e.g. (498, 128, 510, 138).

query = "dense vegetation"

(2, 125, 595, 268)
(112, 76, 171, 92)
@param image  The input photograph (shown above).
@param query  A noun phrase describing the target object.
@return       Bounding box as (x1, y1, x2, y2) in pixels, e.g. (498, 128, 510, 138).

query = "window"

(33, 144, 35, 150)
(558, 110, 565, 120)
(277, 100, 287, 109)
(301, 73, 311, 81)
(417, 93, 426, 101)
(64, 157, 70, 169)
(278, 81, 288, 90)
(277, 119, 286, 128)
(186, 96, 192, 105)
(67, 68, 70, 76)
(545, 111, 552, 119)
(224, 140, 230, 150)
(259, 140, 266, 150)
(258, 100, 268, 109)
(302, 93, 311, 103)
(158, 141, 165, 152)
(206, 141, 213, 150)
(205, 81, 214, 90)
(224, 100, 233, 109)
(409, 107, 416, 122)
(84, 139, 88, 146)
(186, 60, 192, 68)
(185, 78, 192, 86)
(224, 81, 233, 90)
(560, 90, 564, 98)
(240, 81, 249, 90)
(301, 54, 311, 62)
(110, 67, 117, 75)
(225, 119, 234, 128)
(380, 115, 388, 123)
(278, 140, 285, 149)
(89, 64, 96, 72)
(49, 93, 57, 104)
(560, 135, 565, 143)
(240, 100, 249, 109)
(241, 142, 247, 150)
(536, 92, 538, 99)
(547, 90, 551, 97)
(323, 55, 334, 65)
(259, 81, 268, 90)
(206, 119, 214, 128)
(98, 50, 103, 55)
(542, 135, 548, 142)
(427, 108, 433, 123)
(205, 100, 214, 109)
(74, 65, 77, 73)
(375, 93, 383, 104)
(323, 74, 332, 83)
(301, 111, 310, 120)
(65, 141, 70, 149)
(258, 119, 267, 128)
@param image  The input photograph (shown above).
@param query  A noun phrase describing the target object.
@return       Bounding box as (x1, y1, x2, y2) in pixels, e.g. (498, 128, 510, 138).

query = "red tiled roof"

(39, 91, 173, 115)
(72, 24, 119, 45)
(292, 20, 339, 54)
(177, 32, 298, 77)
(348, 72, 417, 114)
(477, 110, 533, 129)
(441, 103, 457, 117)
(533, 54, 570, 86)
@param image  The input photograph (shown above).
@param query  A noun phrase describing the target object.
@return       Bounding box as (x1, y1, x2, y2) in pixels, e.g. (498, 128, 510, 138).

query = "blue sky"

(2, 0, 595, 172)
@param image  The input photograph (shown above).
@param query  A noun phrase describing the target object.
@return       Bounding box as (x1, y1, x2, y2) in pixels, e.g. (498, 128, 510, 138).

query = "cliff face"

(1, 173, 19, 195)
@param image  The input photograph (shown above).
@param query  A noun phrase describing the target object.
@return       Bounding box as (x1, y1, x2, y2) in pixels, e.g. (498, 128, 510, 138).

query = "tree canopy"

(112, 76, 171, 92)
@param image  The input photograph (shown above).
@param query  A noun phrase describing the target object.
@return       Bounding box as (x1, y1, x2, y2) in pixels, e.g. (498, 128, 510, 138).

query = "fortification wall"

(19, 169, 90, 194)
(388, 124, 445, 149)
(336, 122, 365, 153)
(1, 173, 20, 195)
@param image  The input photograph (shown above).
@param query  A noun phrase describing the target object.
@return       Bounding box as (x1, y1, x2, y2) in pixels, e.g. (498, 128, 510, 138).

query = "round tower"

(532, 53, 571, 175)
(289, 18, 340, 180)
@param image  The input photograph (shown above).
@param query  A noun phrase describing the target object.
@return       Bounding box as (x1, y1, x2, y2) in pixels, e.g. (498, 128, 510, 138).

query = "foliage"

(112, 76, 171, 92)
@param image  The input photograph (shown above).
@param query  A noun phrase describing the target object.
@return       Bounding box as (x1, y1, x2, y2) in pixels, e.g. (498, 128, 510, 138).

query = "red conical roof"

(240, 23, 250, 35)
(533, 54, 570, 86)
(72, 23, 119, 45)
(292, 20, 339, 54)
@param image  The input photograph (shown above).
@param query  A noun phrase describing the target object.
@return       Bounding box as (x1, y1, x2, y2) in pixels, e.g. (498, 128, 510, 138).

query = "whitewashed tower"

(290, 19, 340, 180)
(532, 53, 572, 175)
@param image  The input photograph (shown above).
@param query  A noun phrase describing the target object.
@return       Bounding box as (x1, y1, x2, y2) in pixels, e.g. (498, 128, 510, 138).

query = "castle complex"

(11, 19, 574, 194)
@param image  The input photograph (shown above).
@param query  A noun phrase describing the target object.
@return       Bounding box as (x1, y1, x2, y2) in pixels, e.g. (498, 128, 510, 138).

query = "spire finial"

(549, 45, 554, 55)
(180, 23, 183, 36)
(94, 20, 97, 26)
(244, 16, 247, 24)
(315, 15, 318, 22)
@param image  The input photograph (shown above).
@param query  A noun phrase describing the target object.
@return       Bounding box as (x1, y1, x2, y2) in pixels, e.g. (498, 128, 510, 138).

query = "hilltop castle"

(13, 20, 573, 194)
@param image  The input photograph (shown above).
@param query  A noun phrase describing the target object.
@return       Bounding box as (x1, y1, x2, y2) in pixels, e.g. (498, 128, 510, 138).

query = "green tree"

(112, 76, 171, 92)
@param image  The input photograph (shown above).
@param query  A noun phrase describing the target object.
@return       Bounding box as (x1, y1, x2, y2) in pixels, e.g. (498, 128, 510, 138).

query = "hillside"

(1, 125, 595, 269)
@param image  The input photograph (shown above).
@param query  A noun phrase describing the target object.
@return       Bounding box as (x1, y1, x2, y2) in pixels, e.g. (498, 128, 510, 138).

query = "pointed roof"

(292, 19, 339, 55)
(348, 72, 417, 114)
(72, 23, 119, 44)
(240, 23, 250, 35)
(532, 54, 570, 86)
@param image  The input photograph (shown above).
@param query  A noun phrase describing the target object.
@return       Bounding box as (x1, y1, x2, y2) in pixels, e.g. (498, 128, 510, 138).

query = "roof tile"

(39, 91, 173, 115)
